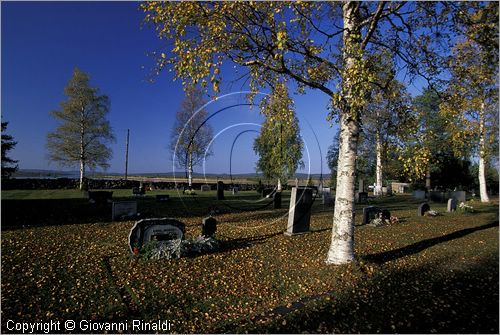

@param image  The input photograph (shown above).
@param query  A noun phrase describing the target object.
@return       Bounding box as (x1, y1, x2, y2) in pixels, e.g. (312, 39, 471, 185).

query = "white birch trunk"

(188, 153, 193, 189)
(375, 127, 383, 196)
(79, 159, 85, 191)
(425, 167, 431, 191)
(326, 2, 360, 265)
(478, 103, 489, 202)
(79, 113, 86, 191)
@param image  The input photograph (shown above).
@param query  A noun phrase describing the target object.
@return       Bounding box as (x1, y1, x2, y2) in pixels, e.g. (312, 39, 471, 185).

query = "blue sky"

(2, 1, 339, 175)
(2, 2, 428, 176)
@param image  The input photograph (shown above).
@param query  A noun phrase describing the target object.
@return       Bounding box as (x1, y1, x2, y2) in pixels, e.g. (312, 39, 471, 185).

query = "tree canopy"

(253, 82, 303, 184)
(142, 1, 499, 264)
(47, 68, 115, 190)
(170, 84, 214, 187)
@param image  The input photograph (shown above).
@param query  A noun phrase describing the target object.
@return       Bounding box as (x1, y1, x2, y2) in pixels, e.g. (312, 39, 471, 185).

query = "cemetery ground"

(1, 189, 499, 333)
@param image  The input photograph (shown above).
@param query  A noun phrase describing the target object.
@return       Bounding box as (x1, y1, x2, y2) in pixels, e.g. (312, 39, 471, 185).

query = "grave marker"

(358, 179, 365, 192)
(418, 203, 431, 216)
(447, 198, 457, 212)
(449, 191, 466, 203)
(357, 192, 368, 204)
(88, 191, 113, 205)
(201, 184, 211, 192)
(128, 218, 185, 257)
(262, 188, 274, 198)
(362, 206, 390, 225)
(285, 187, 313, 236)
(217, 181, 225, 200)
(274, 191, 282, 209)
(322, 187, 333, 205)
(412, 190, 426, 200)
(202, 217, 217, 237)
(112, 201, 138, 220)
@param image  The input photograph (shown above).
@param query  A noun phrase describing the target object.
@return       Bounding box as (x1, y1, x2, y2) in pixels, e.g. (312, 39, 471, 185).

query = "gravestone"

(217, 181, 225, 200)
(449, 191, 466, 203)
(295, 178, 299, 187)
(201, 217, 217, 237)
(357, 192, 368, 204)
(201, 185, 211, 192)
(262, 188, 274, 198)
(232, 187, 239, 195)
(128, 218, 186, 257)
(285, 187, 313, 236)
(386, 185, 392, 196)
(273, 191, 282, 209)
(156, 194, 170, 202)
(447, 198, 457, 212)
(112, 201, 138, 220)
(362, 206, 390, 225)
(429, 191, 447, 202)
(88, 191, 113, 205)
(132, 187, 145, 196)
(418, 203, 431, 216)
(358, 179, 365, 192)
(322, 187, 333, 205)
(412, 190, 426, 200)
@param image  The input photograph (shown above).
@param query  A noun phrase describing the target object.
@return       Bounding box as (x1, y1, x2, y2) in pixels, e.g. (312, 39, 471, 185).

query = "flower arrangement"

(458, 202, 474, 213)
(369, 215, 400, 227)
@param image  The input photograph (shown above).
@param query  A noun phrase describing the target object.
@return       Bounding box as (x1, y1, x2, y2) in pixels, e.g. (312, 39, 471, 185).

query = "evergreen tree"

(1, 121, 19, 178)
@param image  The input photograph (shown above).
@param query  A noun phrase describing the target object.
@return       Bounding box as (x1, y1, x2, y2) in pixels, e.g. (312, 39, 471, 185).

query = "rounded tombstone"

(128, 218, 186, 257)
(418, 203, 431, 216)
(202, 217, 217, 237)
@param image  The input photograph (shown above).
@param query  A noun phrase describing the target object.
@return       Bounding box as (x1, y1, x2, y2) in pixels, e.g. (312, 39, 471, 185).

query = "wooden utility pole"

(125, 129, 130, 180)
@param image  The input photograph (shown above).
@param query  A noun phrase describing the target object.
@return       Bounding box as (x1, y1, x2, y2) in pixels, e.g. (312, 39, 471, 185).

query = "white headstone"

(322, 187, 333, 205)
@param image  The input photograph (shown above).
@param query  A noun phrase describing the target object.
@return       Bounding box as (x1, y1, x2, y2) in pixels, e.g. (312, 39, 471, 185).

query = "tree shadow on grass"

(364, 220, 499, 264)
(1, 198, 114, 230)
(218, 254, 499, 334)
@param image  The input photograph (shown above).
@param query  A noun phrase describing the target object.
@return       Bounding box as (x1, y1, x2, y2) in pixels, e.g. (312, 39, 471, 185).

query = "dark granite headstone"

(273, 191, 282, 209)
(362, 206, 391, 225)
(112, 201, 138, 220)
(449, 191, 466, 203)
(285, 187, 313, 235)
(262, 188, 274, 198)
(447, 198, 457, 212)
(128, 218, 185, 255)
(217, 181, 225, 200)
(88, 191, 113, 205)
(132, 187, 145, 196)
(418, 203, 431, 216)
(357, 192, 368, 204)
(202, 217, 217, 237)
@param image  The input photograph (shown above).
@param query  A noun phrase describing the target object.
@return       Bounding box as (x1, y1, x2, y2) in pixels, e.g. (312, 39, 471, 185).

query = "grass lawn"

(1, 190, 498, 333)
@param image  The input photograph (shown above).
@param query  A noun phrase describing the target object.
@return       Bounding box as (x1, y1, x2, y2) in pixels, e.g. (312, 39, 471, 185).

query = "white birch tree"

(142, 1, 485, 264)
(47, 68, 115, 190)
